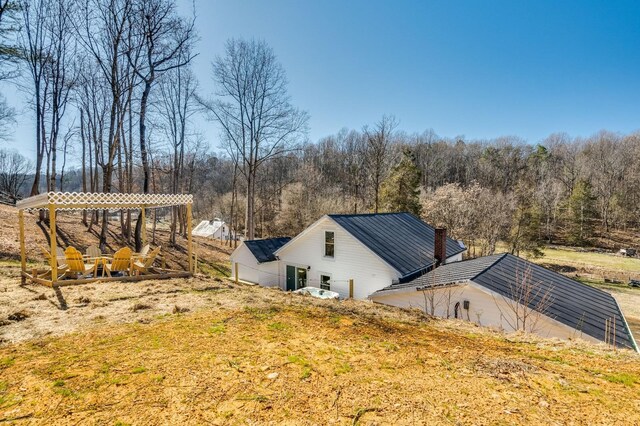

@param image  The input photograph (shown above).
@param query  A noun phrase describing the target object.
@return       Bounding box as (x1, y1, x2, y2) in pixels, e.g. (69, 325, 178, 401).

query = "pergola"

(16, 192, 194, 287)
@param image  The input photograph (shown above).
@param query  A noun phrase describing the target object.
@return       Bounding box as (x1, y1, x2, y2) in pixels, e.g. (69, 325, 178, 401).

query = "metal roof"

(374, 253, 637, 350)
(374, 254, 505, 294)
(192, 219, 225, 237)
(244, 237, 292, 263)
(474, 254, 636, 350)
(328, 213, 466, 279)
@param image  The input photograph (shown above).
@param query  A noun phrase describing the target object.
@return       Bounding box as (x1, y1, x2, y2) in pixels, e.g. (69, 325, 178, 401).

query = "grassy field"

(1, 279, 639, 425)
(538, 246, 640, 276)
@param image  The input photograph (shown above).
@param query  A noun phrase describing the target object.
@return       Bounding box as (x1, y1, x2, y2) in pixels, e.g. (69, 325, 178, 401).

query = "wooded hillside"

(1, 1, 639, 255)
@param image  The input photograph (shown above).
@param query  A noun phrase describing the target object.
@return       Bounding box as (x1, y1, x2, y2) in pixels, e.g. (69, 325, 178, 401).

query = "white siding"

(446, 252, 463, 263)
(230, 243, 280, 286)
(277, 217, 400, 299)
(371, 282, 600, 344)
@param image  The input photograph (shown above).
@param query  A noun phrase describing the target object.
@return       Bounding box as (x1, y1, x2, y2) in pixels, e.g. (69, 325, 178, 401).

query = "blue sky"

(4, 0, 640, 160)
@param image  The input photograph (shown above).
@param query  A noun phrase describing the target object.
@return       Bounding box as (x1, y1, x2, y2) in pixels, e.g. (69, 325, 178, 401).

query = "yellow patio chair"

(132, 246, 161, 275)
(85, 245, 102, 259)
(139, 244, 150, 257)
(63, 246, 95, 279)
(105, 247, 133, 277)
(39, 245, 69, 277)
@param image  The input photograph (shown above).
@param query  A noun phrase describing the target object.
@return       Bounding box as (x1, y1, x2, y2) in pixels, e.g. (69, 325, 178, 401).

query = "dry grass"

(2, 204, 640, 423)
(0, 278, 639, 424)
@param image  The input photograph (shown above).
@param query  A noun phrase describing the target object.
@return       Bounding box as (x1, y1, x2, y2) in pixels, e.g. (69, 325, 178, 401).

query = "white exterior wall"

(230, 244, 280, 286)
(276, 217, 400, 299)
(371, 282, 600, 344)
(193, 220, 230, 240)
(213, 224, 230, 240)
(446, 253, 463, 263)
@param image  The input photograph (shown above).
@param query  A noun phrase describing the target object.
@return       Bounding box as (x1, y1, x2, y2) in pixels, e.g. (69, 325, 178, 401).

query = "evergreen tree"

(0, 0, 20, 78)
(509, 186, 544, 257)
(380, 148, 422, 215)
(567, 179, 596, 245)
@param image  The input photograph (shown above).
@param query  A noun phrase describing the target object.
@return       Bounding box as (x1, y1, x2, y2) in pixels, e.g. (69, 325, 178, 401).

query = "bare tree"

(157, 63, 197, 245)
(20, 0, 49, 196)
(0, 96, 13, 140)
(492, 263, 554, 334)
(0, 148, 32, 199)
(0, 0, 18, 138)
(77, 0, 135, 248)
(201, 38, 308, 239)
(364, 115, 397, 213)
(417, 265, 462, 318)
(340, 129, 367, 213)
(43, 0, 76, 192)
(582, 131, 630, 232)
(126, 0, 196, 249)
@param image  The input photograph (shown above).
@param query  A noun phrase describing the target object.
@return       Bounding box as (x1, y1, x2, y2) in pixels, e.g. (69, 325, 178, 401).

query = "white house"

(370, 253, 638, 351)
(192, 218, 230, 240)
(230, 237, 291, 286)
(271, 212, 464, 299)
(228, 212, 638, 350)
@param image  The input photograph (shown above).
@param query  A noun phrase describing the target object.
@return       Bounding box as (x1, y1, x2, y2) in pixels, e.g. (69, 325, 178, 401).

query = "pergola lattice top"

(16, 192, 193, 211)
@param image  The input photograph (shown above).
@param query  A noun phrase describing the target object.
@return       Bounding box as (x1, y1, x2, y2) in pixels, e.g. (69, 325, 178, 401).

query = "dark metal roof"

(474, 254, 636, 350)
(329, 213, 466, 279)
(375, 254, 506, 293)
(244, 237, 291, 263)
(375, 253, 637, 350)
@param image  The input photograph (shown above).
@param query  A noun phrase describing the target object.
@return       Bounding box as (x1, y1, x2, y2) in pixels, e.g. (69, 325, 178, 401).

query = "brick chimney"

(434, 228, 447, 267)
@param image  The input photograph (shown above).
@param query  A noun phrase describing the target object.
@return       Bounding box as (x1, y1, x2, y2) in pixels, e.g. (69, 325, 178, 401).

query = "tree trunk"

(135, 79, 153, 251)
(245, 166, 256, 240)
(80, 111, 88, 226)
(31, 82, 43, 197)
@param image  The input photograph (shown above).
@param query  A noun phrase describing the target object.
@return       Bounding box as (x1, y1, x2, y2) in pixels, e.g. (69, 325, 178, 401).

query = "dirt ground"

(0, 272, 639, 424)
(0, 260, 235, 344)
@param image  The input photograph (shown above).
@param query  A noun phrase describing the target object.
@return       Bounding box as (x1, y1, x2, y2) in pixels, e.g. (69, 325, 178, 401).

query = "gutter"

(612, 297, 639, 352)
(370, 280, 467, 298)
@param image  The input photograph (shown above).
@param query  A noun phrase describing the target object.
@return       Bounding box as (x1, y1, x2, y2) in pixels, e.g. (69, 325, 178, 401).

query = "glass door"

(296, 268, 307, 289)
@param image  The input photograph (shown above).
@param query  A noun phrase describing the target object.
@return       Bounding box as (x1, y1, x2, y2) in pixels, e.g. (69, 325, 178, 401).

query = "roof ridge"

(328, 212, 412, 217)
(469, 253, 508, 281)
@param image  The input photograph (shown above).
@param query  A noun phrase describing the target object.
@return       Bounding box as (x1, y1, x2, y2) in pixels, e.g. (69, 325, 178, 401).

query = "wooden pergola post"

(18, 210, 26, 284)
(141, 206, 147, 246)
(187, 203, 193, 274)
(49, 205, 57, 285)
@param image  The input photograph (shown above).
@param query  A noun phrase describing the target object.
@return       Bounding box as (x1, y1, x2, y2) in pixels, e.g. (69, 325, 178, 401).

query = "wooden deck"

(22, 269, 192, 288)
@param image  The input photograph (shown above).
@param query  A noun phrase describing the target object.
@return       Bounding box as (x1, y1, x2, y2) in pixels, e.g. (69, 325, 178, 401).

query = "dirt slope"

(1, 204, 640, 424)
(0, 278, 639, 425)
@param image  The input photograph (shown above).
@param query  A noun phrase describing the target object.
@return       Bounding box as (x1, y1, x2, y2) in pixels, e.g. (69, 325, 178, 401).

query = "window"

(320, 274, 331, 291)
(324, 231, 335, 257)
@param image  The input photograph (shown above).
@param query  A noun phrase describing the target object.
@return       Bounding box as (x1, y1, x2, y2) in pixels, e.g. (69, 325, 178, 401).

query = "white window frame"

(319, 273, 331, 291)
(324, 230, 335, 258)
